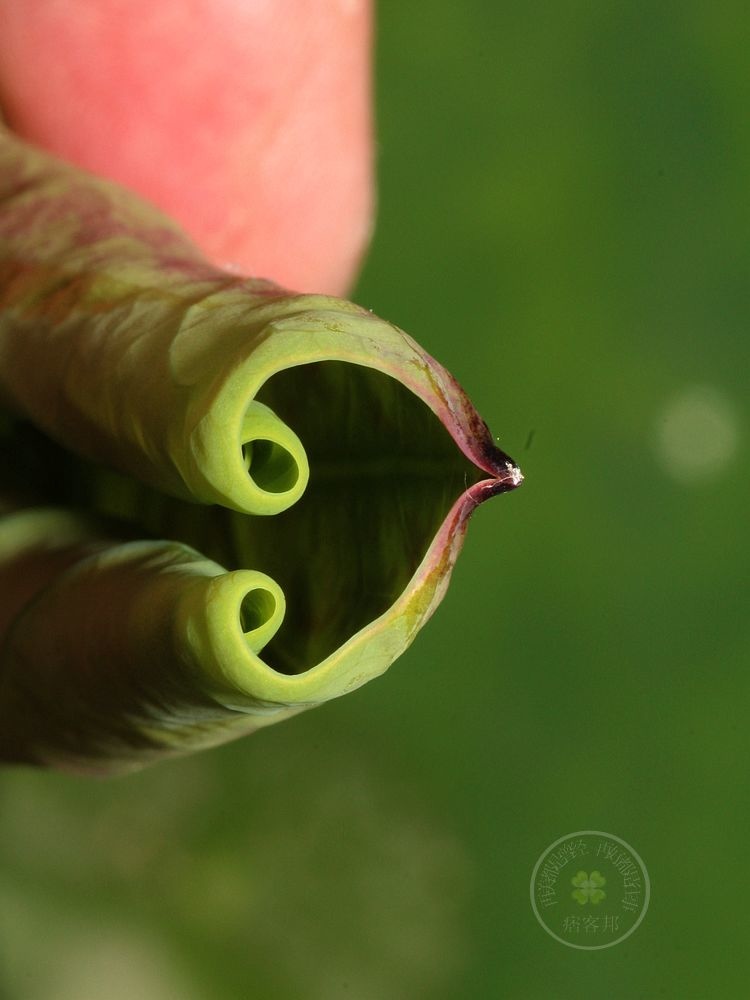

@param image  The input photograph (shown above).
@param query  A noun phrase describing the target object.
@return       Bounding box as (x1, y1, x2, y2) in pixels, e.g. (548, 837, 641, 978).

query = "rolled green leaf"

(0, 129, 522, 773)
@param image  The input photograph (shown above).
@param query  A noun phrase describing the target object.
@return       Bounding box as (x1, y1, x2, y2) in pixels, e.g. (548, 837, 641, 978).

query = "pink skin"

(0, 0, 374, 296)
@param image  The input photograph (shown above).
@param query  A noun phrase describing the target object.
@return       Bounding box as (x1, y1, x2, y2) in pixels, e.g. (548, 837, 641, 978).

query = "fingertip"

(0, 0, 375, 293)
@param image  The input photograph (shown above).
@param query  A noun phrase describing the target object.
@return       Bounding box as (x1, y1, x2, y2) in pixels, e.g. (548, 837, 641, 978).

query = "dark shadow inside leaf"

(243, 362, 480, 673)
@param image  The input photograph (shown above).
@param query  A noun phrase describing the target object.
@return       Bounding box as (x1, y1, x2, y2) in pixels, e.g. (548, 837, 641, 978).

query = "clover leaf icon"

(571, 870, 606, 905)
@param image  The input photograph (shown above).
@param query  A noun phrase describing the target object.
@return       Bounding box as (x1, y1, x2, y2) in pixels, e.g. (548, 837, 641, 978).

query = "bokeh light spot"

(653, 385, 740, 484)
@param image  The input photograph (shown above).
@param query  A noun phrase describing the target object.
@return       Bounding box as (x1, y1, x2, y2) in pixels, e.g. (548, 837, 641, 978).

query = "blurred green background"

(1, 1, 748, 997)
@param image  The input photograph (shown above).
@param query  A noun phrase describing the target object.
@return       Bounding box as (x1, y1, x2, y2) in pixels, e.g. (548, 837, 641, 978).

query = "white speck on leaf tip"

(507, 463, 524, 487)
